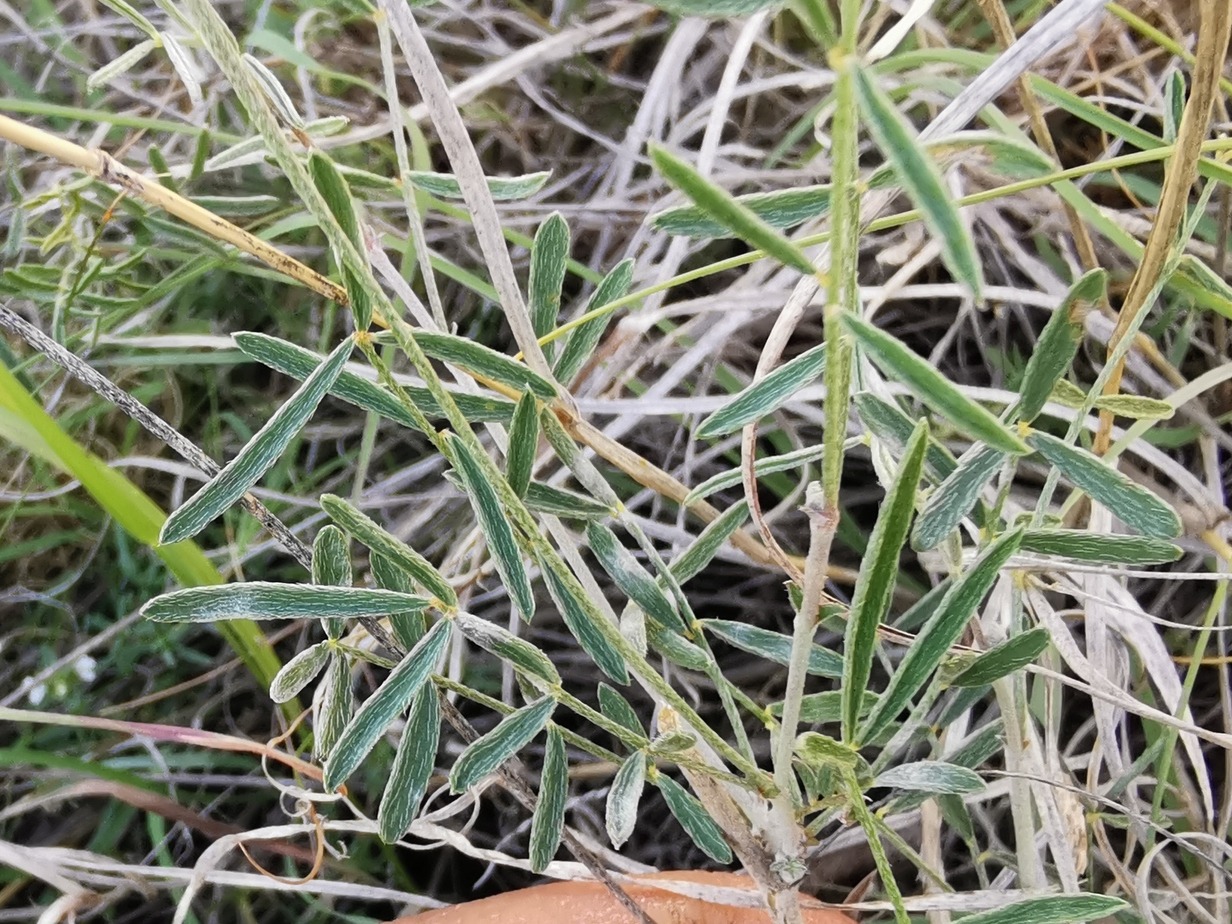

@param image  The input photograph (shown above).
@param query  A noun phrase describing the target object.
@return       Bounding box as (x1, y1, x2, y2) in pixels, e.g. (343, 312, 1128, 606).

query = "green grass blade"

(951, 627, 1050, 688)
(912, 444, 1005, 552)
(0, 361, 284, 704)
(377, 685, 440, 844)
(269, 642, 330, 704)
(523, 481, 613, 520)
(449, 696, 556, 792)
(843, 420, 928, 743)
(1019, 529, 1181, 566)
(445, 433, 535, 622)
(456, 612, 560, 685)
(1027, 431, 1182, 538)
(323, 618, 450, 791)
(684, 447, 824, 504)
(859, 528, 1024, 745)
(233, 331, 515, 429)
(142, 583, 429, 622)
(320, 493, 457, 608)
(703, 619, 843, 678)
(853, 65, 983, 299)
(844, 314, 1029, 455)
(656, 774, 732, 863)
(530, 727, 568, 872)
(605, 753, 645, 849)
(416, 330, 557, 399)
(648, 142, 815, 275)
(506, 392, 539, 498)
(696, 343, 826, 438)
(553, 258, 635, 386)
(529, 213, 571, 358)
(160, 337, 353, 545)
(874, 761, 985, 795)
(1017, 269, 1106, 422)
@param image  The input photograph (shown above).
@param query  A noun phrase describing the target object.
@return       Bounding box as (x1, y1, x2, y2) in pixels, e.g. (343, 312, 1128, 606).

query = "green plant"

(3, 0, 1230, 922)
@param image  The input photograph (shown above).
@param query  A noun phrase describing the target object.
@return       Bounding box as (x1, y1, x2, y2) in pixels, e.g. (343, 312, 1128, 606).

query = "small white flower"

(74, 655, 98, 683)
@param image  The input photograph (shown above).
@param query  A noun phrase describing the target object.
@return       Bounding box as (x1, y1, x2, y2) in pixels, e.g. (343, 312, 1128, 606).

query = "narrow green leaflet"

(853, 392, 957, 484)
(160, 337, 354, 544)
(844, 314, 1029, 455)
(370, 552, 427, 650)
(1094, 394, 1175, 420)
(794, 732, 859, 771)
(952, 627, 1050, 688)
(456, 612, 560, 685)
(1017, 269, 1105, 422)
(645, 0, 785, 16)
(843, 420, 928, 741)
(405, 169, 550, 201)
(506, 392, 539, 498)
(954, 895, 1127, 924)
(1019, 528, 1181, 566)
(415, 331, 557, 400)
(449, 696, 556, 792)
(656, 775, 732, 863)
(1027, 432, 1181, 538)
(652, 184, 832, 239)
(770, 690, 878, 724)
(142, 582, 428, 622)
(648, 622, 710, 671)
(696, 344, 826, 438)
(859, 528, 1024, 745)
(269, 642, 330, 704)
(685, 448, 824, 504)
(377, 684, 440, 843)
(233, 331, 515, 430)
(586, 523, 682, 633)
(323, 618, 450, 791)
(912, 443, 1005, 552)
(853, 65, 983, 298)
(313, 525, 352, 640)
(553, 258, 635, 386)
(703, 619, 843, 678)
(529, 213, 571, 357)
(598, 683, 645, 738)
(530, 728, 568, 872)
(875, 761, 985, 795)
(445, 433, 535, 622)
(320, 493, 457, 607)
(314, 652, 351, 761)
(543, 566, 629, 684)
(309, 153, 370, 329)
(523, 482, 613, 520)
(648, 143, 814, 275)
(606, 753, 646, 849)
(668, 502, 749, 584)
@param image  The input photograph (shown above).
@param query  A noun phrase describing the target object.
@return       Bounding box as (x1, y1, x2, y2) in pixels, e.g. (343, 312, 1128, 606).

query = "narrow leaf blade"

(843, 419, 928, 741)
(416, 331, 557, 400)
(1028, 431, 1182, 538)
(377, 684, 440, 843)
(456, 612, 560, 685)
(844, 314, 1028, 455)
(696, 344, 826, 438)
(506, 392, 540, 498)
(952, 627, 1050, 688)
(446, 434, 535, 622)
(269, 642, 330, 704)
(323, 618, 450, 791)
(1019, 529, 1181, 566)
(553, 259, 635, 386)
(530, 728, 568, 872)
(586, 523, 682, 633)
(160, 337, 353, 544)
(955, 895, 1127, 924)
(875, 761, 986, 795)
(142, 583, 428, 622)
(605, 754, 646, 849)
(1017, 269, 1105, 422)
(529, 213, 570, 358)
(704, 619, 843, 678)
(449, 696, 556, 792)
(912, 443, 1005, 552)
(543, 567, 629, 684)
(656, 775, 732, 863)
